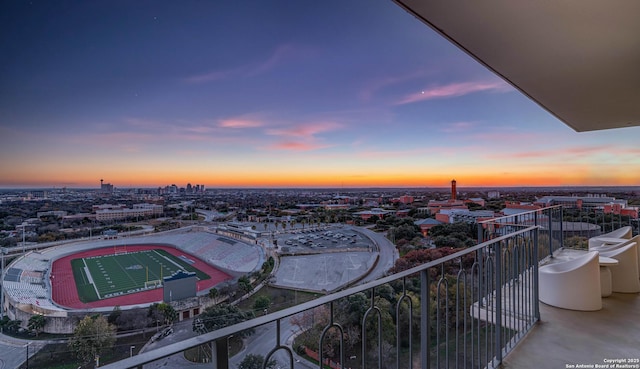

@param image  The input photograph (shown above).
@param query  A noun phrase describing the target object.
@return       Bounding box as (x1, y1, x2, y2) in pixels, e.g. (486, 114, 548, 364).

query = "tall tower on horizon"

(451, 179, 457, 201)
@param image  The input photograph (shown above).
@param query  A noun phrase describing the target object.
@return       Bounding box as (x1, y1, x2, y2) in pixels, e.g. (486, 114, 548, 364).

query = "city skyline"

(1, 1, 639, 189)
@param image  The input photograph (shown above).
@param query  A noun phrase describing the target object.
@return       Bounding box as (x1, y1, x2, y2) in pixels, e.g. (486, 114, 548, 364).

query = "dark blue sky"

(1, 0, 637, 188)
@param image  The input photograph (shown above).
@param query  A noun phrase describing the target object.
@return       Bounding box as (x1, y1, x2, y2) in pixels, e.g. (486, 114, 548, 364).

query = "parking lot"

(271, 226, 378, 293)
(276, 226, 374, 254)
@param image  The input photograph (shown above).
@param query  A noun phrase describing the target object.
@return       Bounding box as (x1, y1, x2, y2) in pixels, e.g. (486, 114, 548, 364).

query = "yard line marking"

(130, 251, 166, 281)
(82, 258, 101, 299)
(111, 254, 140, 291)
(153, 249, 186, 272)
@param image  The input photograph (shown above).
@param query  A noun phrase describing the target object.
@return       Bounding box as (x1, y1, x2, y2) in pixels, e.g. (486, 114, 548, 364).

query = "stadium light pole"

(21, 224, 26, 254)
(0, 247, 5, 320)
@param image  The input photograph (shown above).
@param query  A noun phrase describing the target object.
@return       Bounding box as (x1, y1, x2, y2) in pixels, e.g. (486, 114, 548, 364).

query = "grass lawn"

(237, 286, 321, 314)
(71, 248, 210, 303)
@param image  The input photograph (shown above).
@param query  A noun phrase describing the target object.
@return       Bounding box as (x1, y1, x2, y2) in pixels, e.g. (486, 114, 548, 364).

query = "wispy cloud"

(359, 70, 430, 101)
(265, 121, 341, 151)
(184, 44, 304, 84)
(488, 145, 640, 160)
(269, 141, 331, 151)
(395, 80, 512, 105)
(183, 124, 218, 134)
(470, 131, 541, 141)
(218, 119, 263, 129)
(357, 147, 443, 159)
(438, 121, 478, 133)
(60, 117, 269, 152)
(247, 44, 298, 76)
(266, 122, 341, 137)
(124, 117, 168, 130)
(183, 68, 242, 84)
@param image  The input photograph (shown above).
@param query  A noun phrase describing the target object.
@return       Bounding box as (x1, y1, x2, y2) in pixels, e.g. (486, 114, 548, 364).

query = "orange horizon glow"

(2, 169, 638, 189)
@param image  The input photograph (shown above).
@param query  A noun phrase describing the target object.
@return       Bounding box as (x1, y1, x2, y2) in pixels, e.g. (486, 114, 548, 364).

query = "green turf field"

(70, 249, 210, 303)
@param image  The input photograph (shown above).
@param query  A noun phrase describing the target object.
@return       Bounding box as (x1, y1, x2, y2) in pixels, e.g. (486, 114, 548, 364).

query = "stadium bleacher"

(2, 229, 263, 314)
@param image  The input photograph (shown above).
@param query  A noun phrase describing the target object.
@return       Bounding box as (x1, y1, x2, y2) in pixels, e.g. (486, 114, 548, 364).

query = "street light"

(130, 345, 135, 357)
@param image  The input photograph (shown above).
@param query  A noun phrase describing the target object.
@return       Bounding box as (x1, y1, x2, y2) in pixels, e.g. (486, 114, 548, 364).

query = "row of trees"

(286, 246, 477, 366)
(290, 288, 413, 366)
(0, 302, 179, 366)
(69, 302, 178, 365)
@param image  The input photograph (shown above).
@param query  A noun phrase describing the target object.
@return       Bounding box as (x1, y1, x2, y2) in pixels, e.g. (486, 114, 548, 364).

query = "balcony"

(99, 206, 638, 369)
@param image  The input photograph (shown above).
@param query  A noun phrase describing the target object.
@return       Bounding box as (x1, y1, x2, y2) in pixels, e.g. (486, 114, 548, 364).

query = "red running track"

(50, 244, 232, 309)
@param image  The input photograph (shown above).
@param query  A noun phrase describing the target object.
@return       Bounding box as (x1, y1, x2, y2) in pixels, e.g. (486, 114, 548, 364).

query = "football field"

(70, 248, 210, 303)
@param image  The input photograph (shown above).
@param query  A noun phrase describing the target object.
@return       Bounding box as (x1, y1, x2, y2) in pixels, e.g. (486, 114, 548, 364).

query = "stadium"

(0, 227, 264, 334)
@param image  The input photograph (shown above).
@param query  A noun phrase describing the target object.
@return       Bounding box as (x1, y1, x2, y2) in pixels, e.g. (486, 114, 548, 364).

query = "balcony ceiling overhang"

(393, 0, 640, 132)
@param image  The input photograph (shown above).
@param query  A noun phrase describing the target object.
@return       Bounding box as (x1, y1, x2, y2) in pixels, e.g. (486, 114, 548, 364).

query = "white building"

(95, 203, 163, 221)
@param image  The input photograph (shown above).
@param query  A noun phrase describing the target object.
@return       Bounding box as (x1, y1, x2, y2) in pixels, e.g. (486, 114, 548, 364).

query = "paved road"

(357, 227, 399, 283)
(139, 317, 313, 369)
(138, 319, 210, 368)
(0, 335, 44, 369)
(229, 318, 314, 369)
(228, 226, 398, 368)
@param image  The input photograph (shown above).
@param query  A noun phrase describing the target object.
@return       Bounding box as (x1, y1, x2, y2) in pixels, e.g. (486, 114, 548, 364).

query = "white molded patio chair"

(589, 226, 633, 248)
(591, 235, 640, 280)
(539, 251, 601, 311)
(600, 242, 640, 293)
(602, 225, 633, 239)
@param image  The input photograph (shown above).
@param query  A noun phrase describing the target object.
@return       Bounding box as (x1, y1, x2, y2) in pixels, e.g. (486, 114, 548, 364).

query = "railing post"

(421, 268, 430, 369)
(533, 226, 540, 320)
(213, 336, 229, 369)
(547, 208, 554, 258)
(559, 206, 564, 250)
(494, 242, 503, 366)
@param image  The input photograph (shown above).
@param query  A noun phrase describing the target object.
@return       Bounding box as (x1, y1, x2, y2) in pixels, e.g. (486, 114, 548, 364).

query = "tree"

(27, 314, 46, 337)
(108, 306, 121, 325)
(208, 287, 219, 303)
(238, 275, 252, 295)
(0, 317, 21, 334)
(115, 309, 149, 333)
(149, 303, 177, 326)
(253, 295, 271, 312)
(68, 315, 116, 363)
(193, 304, 255, 335)
(238, 354, 276, 369)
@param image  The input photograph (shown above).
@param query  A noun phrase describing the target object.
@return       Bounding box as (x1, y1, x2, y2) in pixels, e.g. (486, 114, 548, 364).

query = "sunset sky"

(1, 1, 638, 189)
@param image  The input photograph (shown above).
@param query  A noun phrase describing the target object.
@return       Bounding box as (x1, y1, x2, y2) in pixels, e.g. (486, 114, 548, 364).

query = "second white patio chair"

(589, 226, 633, 248)
(591, 235, 640, 280)
(600, 242, 640, 293)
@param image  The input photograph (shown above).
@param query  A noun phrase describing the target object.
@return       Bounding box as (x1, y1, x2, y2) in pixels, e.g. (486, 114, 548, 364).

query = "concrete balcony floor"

(502, 292, 640, 368)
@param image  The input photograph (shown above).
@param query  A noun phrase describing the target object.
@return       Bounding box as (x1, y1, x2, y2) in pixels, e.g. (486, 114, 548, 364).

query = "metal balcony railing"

(102, 225, 540, 369)
(478, 205, 564, 260)
(479, 205, 639, 257)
